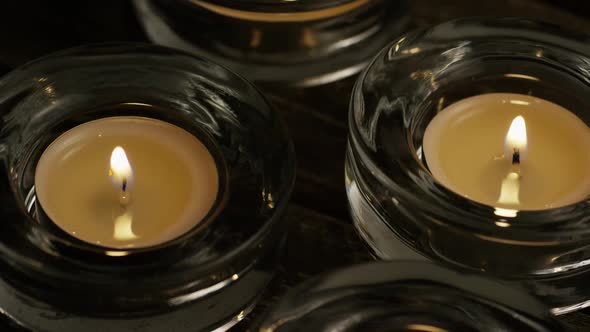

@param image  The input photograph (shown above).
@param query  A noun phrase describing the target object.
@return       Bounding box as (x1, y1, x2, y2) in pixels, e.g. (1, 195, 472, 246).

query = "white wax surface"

(35, 116, 219, 249)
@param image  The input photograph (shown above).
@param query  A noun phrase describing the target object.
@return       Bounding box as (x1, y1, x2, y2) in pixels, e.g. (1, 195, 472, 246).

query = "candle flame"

(504, 116, 527, 163)
(109, 146, 133, 191)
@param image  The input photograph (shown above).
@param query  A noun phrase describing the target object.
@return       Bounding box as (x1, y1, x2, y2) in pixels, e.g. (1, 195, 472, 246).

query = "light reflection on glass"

(504, 73, 540, 81)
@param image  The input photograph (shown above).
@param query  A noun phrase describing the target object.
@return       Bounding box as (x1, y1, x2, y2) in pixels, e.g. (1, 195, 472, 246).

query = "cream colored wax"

(423, 93, 590, 211)
(35, 116, 219, 249)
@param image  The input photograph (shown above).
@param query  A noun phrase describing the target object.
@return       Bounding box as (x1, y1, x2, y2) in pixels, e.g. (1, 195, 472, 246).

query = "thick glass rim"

(259, 261, 562, 331)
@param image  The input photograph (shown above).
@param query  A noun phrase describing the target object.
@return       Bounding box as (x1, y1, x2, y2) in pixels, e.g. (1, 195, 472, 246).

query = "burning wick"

(495, 116, 527, 216)
(512, 149, 520, 165)
(109, 146, 134, 206)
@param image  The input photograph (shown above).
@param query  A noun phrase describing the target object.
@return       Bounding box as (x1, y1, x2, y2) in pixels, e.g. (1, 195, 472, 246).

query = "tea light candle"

(423, 93, 590, 212)
(35, 116, 219, 249)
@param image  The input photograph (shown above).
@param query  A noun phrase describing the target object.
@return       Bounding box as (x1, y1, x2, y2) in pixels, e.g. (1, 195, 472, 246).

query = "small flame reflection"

(113, 211, 138, 241)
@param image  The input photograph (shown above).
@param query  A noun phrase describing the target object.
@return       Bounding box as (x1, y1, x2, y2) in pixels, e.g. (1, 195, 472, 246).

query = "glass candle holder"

(0, 43, 295, 331)
(346, 18, 590, 314)
(133, 0, 409, 87)
(258, 261, 564, 331)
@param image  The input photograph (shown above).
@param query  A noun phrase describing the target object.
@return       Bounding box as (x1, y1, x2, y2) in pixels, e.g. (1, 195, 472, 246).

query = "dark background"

(1, 0, 590, 330)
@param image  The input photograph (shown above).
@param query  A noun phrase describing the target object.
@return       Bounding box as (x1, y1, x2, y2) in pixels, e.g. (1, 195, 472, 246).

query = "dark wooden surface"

(2, 0, 590, 331)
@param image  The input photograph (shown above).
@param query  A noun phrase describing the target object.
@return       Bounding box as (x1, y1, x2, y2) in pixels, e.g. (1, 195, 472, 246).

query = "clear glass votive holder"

(258, 261, 563, 331)
(346, 18, 590, 314)
(133, 0, 409, 87)
(0, 43, 295, 331)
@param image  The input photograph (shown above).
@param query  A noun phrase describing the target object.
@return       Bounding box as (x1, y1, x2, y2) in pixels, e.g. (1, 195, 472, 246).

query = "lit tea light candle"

(497, 116, 526, 204)
(423, 93, 590, 212)
(35, 116, 219, 249)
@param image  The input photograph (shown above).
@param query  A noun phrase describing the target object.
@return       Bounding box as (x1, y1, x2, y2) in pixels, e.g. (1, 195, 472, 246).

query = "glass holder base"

(346, 150, 590, 315)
